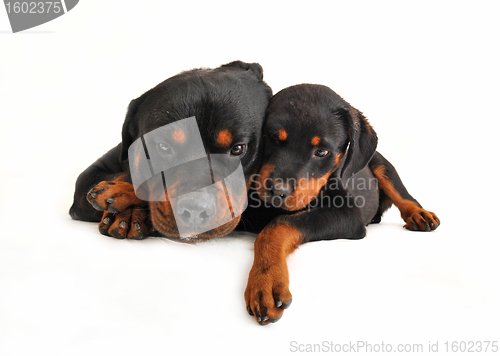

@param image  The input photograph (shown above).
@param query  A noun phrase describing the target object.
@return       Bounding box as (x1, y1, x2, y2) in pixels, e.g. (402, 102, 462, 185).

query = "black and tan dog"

(244, 84, 440, 325)
(69, 67, 439, 326)
(69, 61, 272, 242)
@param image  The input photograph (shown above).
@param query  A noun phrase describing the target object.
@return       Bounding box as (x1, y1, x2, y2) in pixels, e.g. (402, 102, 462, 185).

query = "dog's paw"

(404, 209, 440, 232)
(98, 207, 151, 239)
(244, 263, 292, 325)
(87, 180, 144, 214)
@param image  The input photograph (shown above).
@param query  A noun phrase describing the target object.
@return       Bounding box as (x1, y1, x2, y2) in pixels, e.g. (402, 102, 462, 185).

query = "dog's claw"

(270, 315, 282, 323)
(281, 299, 292, 309)
(108, 206, 119, 214)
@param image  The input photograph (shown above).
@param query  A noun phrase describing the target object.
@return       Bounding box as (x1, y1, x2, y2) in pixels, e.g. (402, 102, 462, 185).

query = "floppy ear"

(221, 61, 264, 80)
(119, 96, 144, 162)
(340, 107, 378, 179)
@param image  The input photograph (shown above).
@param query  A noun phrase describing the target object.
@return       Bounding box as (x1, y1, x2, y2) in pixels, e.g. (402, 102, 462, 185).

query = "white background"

(1, 1, 499, 355)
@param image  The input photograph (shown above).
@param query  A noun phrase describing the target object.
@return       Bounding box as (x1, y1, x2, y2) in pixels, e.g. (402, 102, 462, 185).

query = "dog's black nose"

(271, 183, 293, 198)
(176, 194, 216, 227)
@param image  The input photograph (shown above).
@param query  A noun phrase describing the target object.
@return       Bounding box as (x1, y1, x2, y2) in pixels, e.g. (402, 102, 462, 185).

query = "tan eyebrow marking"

(172, 129, 186, 144)
(311, 136, 321, 146)
(278, 129, 287, 141)
(217, 129, 233, 147)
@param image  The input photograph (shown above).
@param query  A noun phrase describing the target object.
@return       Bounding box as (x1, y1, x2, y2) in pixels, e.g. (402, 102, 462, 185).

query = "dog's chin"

(151, 213, 242, 244)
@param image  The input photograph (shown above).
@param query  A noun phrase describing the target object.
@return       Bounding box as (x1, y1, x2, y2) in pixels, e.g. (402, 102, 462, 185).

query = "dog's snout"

(176, 194, 217, 227)
(271, 182, 293, 198)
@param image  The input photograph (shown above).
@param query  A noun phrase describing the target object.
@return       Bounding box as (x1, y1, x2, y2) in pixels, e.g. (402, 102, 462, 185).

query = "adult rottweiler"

(244, 84, 440, 325)
(69, 61, 272, 242)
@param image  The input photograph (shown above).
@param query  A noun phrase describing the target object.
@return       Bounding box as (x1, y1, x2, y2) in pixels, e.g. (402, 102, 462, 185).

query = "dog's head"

(120, 61, 272, 242)
(255, 84, 377, 211)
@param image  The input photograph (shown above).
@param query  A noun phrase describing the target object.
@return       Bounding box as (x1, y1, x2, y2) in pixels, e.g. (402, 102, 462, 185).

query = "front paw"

(404, 209, 440, 231)
(98, 207, 151, 239)
(87, 180, 144, 213)
(244, 263, 292, 325)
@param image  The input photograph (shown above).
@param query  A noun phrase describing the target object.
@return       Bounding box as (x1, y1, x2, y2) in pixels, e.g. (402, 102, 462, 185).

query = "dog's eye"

(157, 142, 172, 155)
(230, 144, 247, 156)
(314, 149, 330, 158)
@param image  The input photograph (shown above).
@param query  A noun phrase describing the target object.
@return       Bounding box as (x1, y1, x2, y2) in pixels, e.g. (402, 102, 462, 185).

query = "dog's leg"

(69, 144, 127, 222)
(70, 143, 150, 239)
(245, 185, 366, 325)
(369, 151, 440, 231)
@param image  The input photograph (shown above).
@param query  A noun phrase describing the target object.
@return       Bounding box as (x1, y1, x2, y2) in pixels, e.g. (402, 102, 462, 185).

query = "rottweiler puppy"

(69, 61, 272, 242)
(244, 84, 440, 325)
